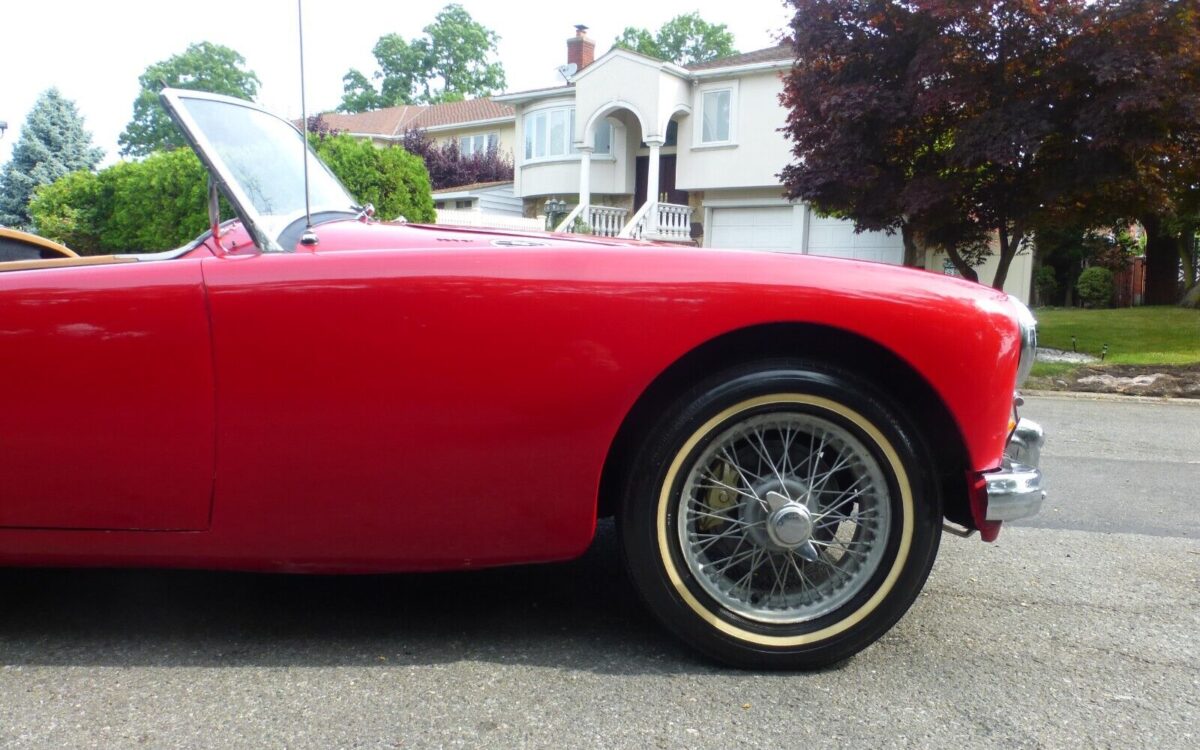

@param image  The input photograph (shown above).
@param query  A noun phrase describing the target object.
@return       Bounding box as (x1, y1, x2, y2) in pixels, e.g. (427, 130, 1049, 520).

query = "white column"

(645, 138, 663, 236)
(577, 145, 593, 217)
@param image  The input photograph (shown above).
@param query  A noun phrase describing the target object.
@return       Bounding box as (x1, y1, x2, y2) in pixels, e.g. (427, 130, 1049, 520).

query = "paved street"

(1, 394, 1197, 749)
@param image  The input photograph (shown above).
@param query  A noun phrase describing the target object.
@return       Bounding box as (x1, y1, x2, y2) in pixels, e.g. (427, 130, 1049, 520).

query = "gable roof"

(686, 43, 793, 71)
(410, 98, 514, 129)
(317, 98, 514, 137)
(431, 180, 513, 195)
(315, 106, 422, 136)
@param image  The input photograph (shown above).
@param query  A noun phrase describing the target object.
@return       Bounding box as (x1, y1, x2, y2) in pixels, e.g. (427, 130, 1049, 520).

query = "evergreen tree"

(0, 88, 103, 228)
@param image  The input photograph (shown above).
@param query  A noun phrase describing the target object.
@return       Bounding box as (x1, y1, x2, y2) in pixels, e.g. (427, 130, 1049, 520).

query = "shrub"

(399, 129, 514, 190)
(31, 133, 436, 253)
(1034, 265, 1059, 306)
(311, 133, 435, 222)
(31, 149, 209, 254)
(1076, 266, 1114, 308)
(100, 149, 211, 251)
(28, 170, 107, 255)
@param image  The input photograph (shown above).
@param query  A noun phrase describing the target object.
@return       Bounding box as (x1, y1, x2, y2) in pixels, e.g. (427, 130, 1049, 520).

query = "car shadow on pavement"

(0, 521, 746, 675)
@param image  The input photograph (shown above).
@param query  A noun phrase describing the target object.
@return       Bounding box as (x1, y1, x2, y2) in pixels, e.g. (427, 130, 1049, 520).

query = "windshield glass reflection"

(180, 97, 353, 241)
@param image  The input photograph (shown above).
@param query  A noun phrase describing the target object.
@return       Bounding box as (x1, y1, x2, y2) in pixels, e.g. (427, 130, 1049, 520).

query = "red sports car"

(0, 90, 1044, 669)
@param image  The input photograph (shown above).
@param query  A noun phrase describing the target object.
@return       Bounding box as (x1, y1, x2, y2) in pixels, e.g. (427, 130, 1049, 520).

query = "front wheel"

(619, 362, 941, 669)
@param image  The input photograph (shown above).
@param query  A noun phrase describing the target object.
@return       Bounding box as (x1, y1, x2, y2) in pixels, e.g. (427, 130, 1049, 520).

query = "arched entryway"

(572, 104, 692, 241)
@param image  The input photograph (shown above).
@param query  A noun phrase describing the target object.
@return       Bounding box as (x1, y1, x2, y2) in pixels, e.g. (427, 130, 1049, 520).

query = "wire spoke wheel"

(678, 412, 891, 624)
(620, 362, 943, 668)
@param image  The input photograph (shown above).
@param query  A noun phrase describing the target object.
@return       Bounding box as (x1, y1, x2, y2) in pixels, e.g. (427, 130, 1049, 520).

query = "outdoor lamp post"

(544, 198, 567, 231)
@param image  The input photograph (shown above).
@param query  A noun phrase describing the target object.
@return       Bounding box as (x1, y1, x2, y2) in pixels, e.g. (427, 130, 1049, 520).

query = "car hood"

(299, 217, 1009, 306)
(306, 217, 651, 253)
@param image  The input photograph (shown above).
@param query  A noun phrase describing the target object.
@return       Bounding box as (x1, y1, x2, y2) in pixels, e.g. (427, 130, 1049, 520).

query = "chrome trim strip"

(1010, 295, 1038, 387)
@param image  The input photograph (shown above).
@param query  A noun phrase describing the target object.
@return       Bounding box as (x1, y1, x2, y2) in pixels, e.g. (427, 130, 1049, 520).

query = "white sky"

(0, 0, 792, 166)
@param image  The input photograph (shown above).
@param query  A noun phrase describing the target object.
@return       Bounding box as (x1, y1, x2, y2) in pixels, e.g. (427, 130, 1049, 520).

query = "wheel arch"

(597, 322, 973, 528)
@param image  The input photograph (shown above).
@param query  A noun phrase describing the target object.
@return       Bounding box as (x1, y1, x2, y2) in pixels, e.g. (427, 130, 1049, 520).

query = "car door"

(0, 259, 215, 530)
(198, 245, 606, 565)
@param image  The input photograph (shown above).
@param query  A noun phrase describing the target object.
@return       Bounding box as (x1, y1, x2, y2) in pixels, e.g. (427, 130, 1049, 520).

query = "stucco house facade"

(320, 27, 1031, 301)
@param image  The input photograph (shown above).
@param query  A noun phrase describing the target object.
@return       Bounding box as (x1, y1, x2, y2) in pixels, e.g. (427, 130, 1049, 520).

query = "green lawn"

(1033, 306, 1200, 366)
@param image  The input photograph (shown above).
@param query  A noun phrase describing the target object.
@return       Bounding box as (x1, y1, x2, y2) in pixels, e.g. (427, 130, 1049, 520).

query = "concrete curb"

(1022, 389, 1200, 405)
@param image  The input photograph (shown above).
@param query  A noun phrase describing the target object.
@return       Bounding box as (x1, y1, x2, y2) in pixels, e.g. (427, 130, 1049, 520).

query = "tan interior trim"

(0, 256, 139, 274)
(0, 227, 78, 258)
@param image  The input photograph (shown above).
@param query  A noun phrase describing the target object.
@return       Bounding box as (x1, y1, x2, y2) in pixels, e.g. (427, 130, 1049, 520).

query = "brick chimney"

(566, 25, 595, 71)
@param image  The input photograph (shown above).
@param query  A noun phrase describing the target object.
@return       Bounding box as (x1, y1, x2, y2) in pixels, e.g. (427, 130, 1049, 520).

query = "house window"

(701, 89, 732, 143)
(594, 121, 612, 153)
(523, 107, 612, 160)
(455, 199, 474, 210)
(459, 133, 497, 156)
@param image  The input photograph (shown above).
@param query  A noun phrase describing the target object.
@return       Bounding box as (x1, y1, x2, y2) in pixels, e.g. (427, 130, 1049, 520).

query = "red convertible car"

(0, 90, 1044, 668)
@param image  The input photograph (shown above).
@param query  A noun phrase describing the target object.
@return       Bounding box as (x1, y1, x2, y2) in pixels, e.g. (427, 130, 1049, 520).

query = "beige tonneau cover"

(0, 255, 139, 273)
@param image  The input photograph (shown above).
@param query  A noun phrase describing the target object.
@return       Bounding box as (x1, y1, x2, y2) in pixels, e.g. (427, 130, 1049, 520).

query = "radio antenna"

(297, 0, 317, 245)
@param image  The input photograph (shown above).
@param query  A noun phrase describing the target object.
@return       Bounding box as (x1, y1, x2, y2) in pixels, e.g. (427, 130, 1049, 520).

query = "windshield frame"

(159, 88, 356, 253)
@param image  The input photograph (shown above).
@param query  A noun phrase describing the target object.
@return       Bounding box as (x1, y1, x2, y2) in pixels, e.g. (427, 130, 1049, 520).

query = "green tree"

(0, 88, 103, 228)
(338, 70, 384, 114)
(338, 4, 505, 112)
(119, 42, 260, 157)
(1055, 0, 1200, 305)
(310, 133, 435, 222)
(614, 12, 737, 65)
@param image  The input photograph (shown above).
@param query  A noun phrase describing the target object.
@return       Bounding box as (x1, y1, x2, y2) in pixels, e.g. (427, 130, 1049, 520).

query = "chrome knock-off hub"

(765, 491, 814, 547)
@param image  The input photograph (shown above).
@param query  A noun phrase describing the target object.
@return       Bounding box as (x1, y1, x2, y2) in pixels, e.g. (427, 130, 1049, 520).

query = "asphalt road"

(1, 394, 1197, 749)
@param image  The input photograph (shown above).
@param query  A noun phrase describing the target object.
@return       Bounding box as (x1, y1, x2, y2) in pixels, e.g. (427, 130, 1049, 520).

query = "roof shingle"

(316, 98, 514, 136)
(686, 43, 793, 71)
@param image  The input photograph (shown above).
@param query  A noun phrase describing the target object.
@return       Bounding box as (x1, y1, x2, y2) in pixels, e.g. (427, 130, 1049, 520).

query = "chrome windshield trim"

(158, 89, 354, 253)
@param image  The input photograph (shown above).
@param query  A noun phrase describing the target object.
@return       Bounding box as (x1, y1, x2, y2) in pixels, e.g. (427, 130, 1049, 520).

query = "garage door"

(807, 214, 903, 264)
(708, 206, 904, 265)
(709, 207, 796, 250)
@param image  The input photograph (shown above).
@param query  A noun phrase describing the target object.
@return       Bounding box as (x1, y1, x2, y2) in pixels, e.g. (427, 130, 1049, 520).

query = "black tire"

(618, 360, 942, 669)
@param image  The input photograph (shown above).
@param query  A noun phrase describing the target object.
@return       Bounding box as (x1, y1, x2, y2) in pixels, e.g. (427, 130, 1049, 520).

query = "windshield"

(164, 91, 355, 249)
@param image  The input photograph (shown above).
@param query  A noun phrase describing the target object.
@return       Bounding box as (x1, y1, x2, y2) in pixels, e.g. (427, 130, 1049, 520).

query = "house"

(315, 98, 516, 155)
(496, 26, 1030, 300)
(431, 180, 542, 232)
(322, 26, 1032, 301)
(316, 99, 523, 220)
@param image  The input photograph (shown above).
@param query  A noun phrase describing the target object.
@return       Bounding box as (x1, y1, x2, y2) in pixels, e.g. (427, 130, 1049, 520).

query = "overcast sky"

(0, 0, 792, 166)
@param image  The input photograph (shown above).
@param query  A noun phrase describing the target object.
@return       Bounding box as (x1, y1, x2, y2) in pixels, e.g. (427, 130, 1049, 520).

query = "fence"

(435, 209, 546, 232)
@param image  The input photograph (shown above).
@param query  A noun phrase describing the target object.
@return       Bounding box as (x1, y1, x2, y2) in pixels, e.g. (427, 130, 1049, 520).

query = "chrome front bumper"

(983, 419, 1046, 522)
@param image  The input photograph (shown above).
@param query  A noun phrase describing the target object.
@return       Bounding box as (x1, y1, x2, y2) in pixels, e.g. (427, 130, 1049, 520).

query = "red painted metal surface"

(0, 220, 1021, 571)
(0, 260, 215, 530)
